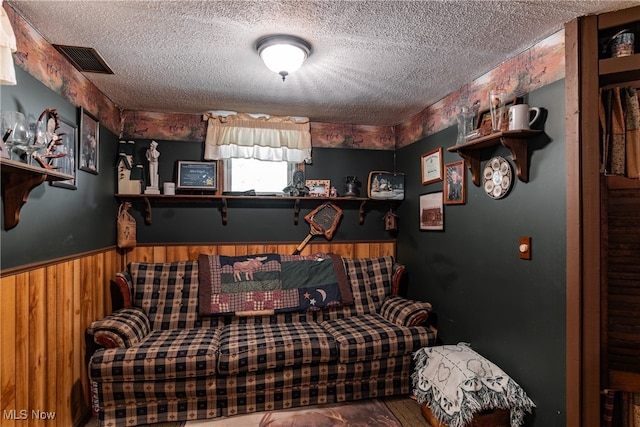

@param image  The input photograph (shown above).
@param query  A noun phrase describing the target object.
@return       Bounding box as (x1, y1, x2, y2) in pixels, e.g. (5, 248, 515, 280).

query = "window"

(223, 158, 297, 195)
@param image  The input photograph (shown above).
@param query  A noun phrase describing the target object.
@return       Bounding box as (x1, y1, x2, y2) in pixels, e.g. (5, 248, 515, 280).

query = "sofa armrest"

(391, 263, 406, 296)
(379, 295, 432, 327)
(111, 271, 133, 311)
(87, 307, 151, 348)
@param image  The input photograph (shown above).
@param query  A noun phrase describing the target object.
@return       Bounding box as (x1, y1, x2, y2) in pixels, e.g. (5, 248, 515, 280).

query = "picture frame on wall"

(421, 147, 443, 185)
(443, 160, 466, 205)
(79, 107, 99, 174)
(367, 171, 405, 200)
(306, 179, 331, 197)
(419, 192, 443, 231)
(50, 115, 77, 190)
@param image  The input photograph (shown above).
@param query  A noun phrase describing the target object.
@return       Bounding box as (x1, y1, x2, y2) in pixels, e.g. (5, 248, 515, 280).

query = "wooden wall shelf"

(1, 158, 73, 230)
(599, 54, 640, 86)
(115, 193, 397, 226)
(447, 129, 542, 186)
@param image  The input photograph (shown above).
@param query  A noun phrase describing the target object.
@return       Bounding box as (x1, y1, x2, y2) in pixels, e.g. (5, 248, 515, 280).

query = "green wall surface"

(396, 80, 567, 426)
(1, 67, 118, 269)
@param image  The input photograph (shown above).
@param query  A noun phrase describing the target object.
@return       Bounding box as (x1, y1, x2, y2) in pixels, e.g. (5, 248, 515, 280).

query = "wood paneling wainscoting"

(122, 241, 396, 264)
(0, 248, 118, 427)
(0, 241, 394, 427)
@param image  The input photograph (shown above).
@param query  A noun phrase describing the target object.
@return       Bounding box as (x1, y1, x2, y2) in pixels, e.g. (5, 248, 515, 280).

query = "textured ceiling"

(6, 0, 638, 126)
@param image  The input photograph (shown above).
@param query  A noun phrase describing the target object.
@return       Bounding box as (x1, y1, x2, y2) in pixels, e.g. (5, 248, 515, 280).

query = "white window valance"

(0, 1, 17, 85)
(203, 112, 312, 163)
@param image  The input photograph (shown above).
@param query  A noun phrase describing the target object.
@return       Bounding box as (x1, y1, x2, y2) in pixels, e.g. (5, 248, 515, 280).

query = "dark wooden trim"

(580, 13, 603, 427)
(564, 17, 582, 427)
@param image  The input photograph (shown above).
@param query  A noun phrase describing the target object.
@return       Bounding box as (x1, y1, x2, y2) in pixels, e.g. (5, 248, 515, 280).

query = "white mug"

(508, 104, 541, 130)
(163, 182, 175, 195)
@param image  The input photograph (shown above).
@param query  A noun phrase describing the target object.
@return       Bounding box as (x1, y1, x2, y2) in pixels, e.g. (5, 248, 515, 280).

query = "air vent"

(53, 44, 113, 74)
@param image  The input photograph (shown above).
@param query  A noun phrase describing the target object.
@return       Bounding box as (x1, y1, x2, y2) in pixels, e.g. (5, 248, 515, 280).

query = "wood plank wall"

(122, 241, 396, 264)
(0, 241, 394, 427)
(0, 249, 118, 427)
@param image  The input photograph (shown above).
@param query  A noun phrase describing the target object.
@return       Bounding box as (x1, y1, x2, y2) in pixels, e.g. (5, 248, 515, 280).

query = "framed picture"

(50, 115, 77, 190)
(176, 160, 217, 191)
(419, 192, 443, 231)
(444, 160, 466, 205)
(421, 148, 443, 185)
(367, 171, 405, 200)
(79, 107, 99, 174)
(306, 179, 330, 197)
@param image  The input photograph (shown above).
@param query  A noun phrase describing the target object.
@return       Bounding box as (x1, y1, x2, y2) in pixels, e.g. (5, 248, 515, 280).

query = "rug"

(182, 398, 404, 427)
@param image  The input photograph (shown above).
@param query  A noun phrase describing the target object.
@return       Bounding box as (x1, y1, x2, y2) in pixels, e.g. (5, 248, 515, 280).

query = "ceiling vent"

(53, 44, 113, 74)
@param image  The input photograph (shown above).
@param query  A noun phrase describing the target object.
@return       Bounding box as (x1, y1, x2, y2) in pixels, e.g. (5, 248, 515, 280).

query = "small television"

(176, 161, 217, 192)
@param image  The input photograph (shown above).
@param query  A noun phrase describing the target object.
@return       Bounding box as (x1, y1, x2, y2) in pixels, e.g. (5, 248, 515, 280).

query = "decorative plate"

(483, 156, 513, 199)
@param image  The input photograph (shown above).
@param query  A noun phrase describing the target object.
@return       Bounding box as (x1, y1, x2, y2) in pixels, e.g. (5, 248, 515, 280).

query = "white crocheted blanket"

(412, 343, 535, 427)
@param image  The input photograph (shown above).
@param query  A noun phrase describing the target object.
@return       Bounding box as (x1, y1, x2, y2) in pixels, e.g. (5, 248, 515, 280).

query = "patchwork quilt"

(198, 253, 353, 316)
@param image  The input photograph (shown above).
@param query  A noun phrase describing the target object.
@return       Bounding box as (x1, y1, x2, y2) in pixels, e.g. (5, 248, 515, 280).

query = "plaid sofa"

(87, 255, 437, 426)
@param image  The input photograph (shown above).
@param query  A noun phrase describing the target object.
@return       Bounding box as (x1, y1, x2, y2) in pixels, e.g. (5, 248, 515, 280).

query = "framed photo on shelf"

(50, 115, 77, 190)
(419, 192, 443, 231)
(79, 107, 99, 174)
(443, 160, 466, 205)
(176, 161, 217, 191)
(421, 147, 443, 185)
(306, 179, 331, 197)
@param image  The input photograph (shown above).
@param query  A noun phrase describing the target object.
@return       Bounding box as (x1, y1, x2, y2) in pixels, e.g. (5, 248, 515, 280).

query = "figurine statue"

(283, 169, 310, 197)
(144, 140, 160, 194)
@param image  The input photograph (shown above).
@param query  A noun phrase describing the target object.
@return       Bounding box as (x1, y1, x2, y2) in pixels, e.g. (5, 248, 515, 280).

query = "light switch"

(519, 236, 531, 260)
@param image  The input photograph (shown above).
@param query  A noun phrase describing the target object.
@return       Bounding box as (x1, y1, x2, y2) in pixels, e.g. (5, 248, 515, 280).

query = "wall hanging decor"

(368, 171, 405, 200)
(79, 107, 99, 174)
(444, 160, 465, 205)
(483, 156, 513, 199)
(420, 192, 443, 231)
(421, 147, 443, 185)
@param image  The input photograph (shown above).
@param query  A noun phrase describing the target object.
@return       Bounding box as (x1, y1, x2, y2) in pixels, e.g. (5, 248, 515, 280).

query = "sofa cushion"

(316, 256, 394, 321)
(217, 322, 338, 375)
(128, 261, 223, 330)
(320, 313, 437, 363)
(89, 327, 222, 382)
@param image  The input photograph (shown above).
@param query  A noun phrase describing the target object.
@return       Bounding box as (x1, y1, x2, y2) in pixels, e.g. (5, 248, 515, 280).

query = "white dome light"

(257, 35, 311, 82)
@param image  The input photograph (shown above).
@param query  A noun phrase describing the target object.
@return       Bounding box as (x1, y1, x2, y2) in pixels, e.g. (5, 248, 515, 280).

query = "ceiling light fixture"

(256, 35, 311, 82)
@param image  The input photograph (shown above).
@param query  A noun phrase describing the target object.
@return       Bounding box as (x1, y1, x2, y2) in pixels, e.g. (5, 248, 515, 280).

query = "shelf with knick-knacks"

(115, 193, 397, 226)
(447, 129, 542, 186)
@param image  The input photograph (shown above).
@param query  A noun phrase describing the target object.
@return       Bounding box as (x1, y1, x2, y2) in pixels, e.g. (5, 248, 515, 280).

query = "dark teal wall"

(395, 80, 567, 426)
(1, 67, 119, 269)
(124, 140, 396, 244)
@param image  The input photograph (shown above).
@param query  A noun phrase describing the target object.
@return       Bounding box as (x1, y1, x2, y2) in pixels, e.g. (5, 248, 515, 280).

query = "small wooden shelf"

(447, 129, 542, 186)
(115, 193, 394, 226)
(1, 158, 73, 230)
(599, 54, 640, 86)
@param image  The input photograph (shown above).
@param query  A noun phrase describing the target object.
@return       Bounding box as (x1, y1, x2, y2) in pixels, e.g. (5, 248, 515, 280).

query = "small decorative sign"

(176, 161, 217, 191)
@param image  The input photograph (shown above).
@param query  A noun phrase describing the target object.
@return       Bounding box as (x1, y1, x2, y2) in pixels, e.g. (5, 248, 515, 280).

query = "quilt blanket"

(198, 253, 353, 316)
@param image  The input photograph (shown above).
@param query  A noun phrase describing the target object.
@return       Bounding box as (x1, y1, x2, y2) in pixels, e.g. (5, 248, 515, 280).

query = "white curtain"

(0, 1, 17, 85)
(203, 112, 312, 163)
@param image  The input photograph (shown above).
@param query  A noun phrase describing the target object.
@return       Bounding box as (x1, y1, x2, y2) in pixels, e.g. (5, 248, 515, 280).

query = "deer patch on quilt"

(198, 253, 353, 316)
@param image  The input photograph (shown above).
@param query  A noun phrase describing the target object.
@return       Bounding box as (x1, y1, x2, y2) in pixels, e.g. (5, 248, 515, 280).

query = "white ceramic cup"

(508, 104, 541, 130)
(163, 182, 175, 195)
